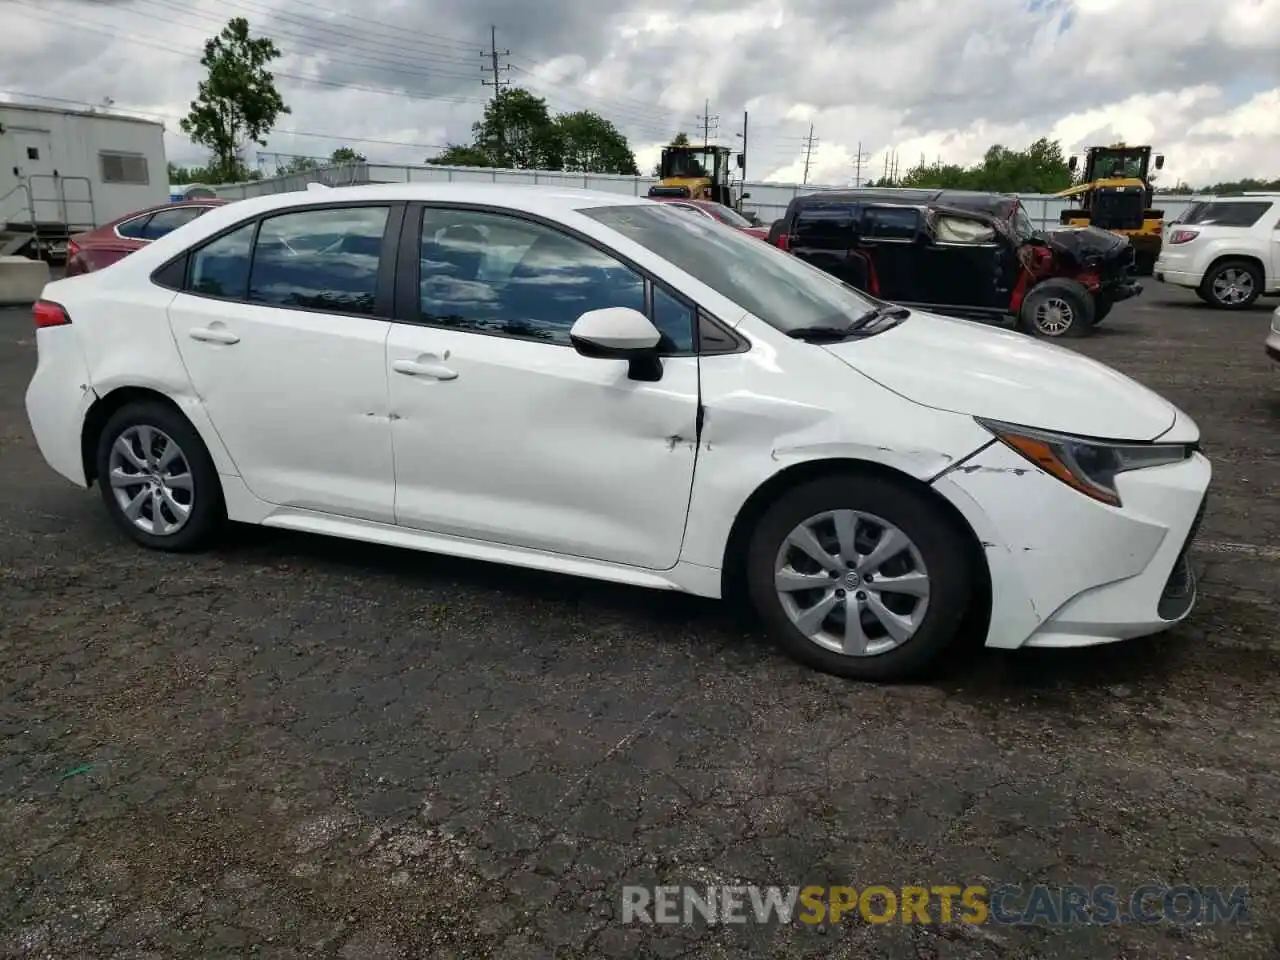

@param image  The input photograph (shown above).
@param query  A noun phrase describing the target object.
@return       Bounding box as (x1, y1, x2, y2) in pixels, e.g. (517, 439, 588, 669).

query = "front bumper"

(932, 439, 1211, 650)
(1105, 279, 1143, 303)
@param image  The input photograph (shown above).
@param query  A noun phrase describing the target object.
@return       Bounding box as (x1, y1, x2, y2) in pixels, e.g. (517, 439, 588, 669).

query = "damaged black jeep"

(766, 188, 1142, 338)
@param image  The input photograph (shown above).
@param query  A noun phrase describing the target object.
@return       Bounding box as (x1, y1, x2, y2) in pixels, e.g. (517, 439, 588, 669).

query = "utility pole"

(851, 141, 869, 187)
(735, 111, 748, 181)
(479, 26, 510, 165)
(696, 99, 719, 148)
(801, 123, 818, 185)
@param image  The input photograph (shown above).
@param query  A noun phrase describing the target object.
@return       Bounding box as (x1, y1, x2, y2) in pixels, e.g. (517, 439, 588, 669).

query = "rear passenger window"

(793, 205, 857, 248)
(140, 207, 205, 240)
(1181, 201, 1273, 227)
(864, 207, 921, 240)
(248, 206, 389, 315)
(189, 221, 255, 299)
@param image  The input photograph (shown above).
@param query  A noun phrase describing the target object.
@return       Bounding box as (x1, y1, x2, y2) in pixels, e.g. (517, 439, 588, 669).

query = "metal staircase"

(0, 175, 97, 261)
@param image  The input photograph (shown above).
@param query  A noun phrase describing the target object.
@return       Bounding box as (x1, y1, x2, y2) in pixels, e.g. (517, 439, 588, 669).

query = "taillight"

(33, 299, 71, 328)
(1168, 229, 1199, 244)
(776, 232, 790, 251)
(67, 238, 80, 257)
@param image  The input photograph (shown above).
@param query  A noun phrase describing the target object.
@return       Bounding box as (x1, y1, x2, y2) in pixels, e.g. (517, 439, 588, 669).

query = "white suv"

(1153, 194, 1280, 309)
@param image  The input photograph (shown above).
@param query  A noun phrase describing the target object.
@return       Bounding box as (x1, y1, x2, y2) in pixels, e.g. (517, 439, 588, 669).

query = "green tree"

(473, 88, 561, 169)
(179, 17, 290, 183)
(426, 144, 494, 167)
(556, 111, 638, 175)
(329, 146, 366, 163)
(897, 138, 1073, 194)
(276, 155, 320, 176)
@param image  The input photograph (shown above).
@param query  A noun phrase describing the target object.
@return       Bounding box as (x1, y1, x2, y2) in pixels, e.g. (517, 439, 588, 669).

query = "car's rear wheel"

(745, 475, 974, 681)
(95, 401, 224, 552)
(1018, 279, 1094, 338)
(1200, 260, 1261, 310)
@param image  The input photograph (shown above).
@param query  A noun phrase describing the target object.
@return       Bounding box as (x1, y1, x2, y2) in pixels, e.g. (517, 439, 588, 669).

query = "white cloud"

(0, 0, 1275, 190)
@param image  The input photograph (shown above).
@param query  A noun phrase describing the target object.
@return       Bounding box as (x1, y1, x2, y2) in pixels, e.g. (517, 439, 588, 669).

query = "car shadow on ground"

(211, 523, 1202, 702)
(1142, 297, 1276, 314)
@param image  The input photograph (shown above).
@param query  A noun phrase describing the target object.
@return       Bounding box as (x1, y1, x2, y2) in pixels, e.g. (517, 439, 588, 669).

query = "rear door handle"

(189, 326, 239, 344)
(393, 356, 457, 380)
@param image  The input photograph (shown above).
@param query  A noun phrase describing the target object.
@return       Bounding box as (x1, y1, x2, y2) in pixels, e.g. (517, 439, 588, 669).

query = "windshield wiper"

(784, 325, 864, 341)
(848, 303, 911, 331)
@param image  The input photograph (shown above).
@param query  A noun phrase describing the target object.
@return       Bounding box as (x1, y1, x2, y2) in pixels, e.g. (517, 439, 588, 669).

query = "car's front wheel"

(94, 400, 225, 552)
(1200, 260, 1261, 310)
(1018, 279, 1094, 337)
(745, 475, 975, 681)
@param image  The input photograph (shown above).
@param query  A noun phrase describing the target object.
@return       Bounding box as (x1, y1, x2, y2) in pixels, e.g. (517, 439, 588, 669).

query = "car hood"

(821, 310, 1177, 441)
(1035, 225, 1133, 266)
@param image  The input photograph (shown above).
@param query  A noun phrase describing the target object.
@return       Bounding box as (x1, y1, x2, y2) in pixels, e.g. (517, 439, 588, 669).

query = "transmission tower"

(697, 99, 719, 147)
(801, 124, 819, 185)
(480, 26, 511, 100)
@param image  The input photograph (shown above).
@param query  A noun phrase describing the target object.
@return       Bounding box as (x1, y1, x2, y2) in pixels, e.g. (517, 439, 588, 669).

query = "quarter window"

(417, 208, 646, 345)
(1181, 201, 1273, 228)
(248, 206, 389, 315)
(189, 221, 255, 299)
(650, 283, 696, 353)
(864, 207, 921, 240)
(116, 215, 153, 240)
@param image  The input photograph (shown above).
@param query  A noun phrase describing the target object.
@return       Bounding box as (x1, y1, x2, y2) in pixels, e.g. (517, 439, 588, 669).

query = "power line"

(697, 99, 719, 148)
(801, 124, 819, 185)
(850, 141, 870, 186)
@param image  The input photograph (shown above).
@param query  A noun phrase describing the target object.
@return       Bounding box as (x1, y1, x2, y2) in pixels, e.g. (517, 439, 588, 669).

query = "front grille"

(1091, 191, 1146, 231)
(1158, 493, 1208, 620)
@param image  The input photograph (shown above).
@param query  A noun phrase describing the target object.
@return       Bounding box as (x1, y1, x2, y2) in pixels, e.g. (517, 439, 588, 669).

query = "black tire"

(1198, 259, 1262, 310)
(95, 400, 225, 552)
(745, 475, 975, 682)
(1018, 278, 1095, 338)
(1092, 295, 1113, 325)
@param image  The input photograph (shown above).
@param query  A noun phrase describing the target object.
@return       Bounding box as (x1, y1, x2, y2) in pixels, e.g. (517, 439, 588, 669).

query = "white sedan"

(24, 182, 1211, 682)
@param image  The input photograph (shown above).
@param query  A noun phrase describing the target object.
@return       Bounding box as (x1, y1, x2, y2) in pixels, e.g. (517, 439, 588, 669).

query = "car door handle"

(188, 326, 240, 344)
(393, 357, 457, 380)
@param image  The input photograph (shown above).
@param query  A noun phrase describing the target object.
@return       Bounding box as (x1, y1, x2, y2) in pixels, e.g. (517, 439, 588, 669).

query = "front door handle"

(393, 356, 457, 380)
(189, 325, 239, 344)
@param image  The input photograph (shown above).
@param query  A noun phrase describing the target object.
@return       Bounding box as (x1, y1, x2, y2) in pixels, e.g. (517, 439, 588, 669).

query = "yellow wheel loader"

(1056, 144, 1165, 275)
(648, 145, 744, 209)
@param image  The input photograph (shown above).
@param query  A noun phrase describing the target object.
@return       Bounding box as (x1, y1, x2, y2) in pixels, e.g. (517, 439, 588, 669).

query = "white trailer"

(0, 102, 168, 258)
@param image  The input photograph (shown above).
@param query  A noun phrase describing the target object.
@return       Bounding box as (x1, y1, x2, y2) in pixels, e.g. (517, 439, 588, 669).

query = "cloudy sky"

(2, 0, 1278, 188)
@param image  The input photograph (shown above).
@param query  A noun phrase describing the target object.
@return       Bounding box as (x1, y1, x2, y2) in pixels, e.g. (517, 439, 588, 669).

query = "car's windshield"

(706, 203, 753, 228)
(1011, 204, 1036, 241)
(581, 203, 879, 333)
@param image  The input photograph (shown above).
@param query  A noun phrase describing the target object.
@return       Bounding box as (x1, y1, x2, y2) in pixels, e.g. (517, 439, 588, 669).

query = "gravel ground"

(2, 285, 1279, 959)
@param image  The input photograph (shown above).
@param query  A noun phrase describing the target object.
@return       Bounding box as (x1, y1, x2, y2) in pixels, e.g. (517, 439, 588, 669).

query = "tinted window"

(116, 215, 153, 240)
(140, 206, 206, 240)
(418, 208, 645, 345)
(794, 204, 857, 248)
(581, 203, 879, 336)
(248, 206, 389, 315)
(704, 204, 753, 228)
(864, 207, 921, 239)
(650, 283, 696, 353)
(1181, 201, 1273, 227)
(189, 222, 255, 299)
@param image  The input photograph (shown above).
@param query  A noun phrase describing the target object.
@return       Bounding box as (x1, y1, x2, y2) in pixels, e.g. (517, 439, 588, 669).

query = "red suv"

(65, 199, 227, 276)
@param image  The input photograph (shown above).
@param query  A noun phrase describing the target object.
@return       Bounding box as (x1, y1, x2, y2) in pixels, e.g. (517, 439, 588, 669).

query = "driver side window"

(417, 208, 648, 347)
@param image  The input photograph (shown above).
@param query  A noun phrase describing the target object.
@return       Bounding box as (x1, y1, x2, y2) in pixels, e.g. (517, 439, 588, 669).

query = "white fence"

(209, 160, 1208, 230)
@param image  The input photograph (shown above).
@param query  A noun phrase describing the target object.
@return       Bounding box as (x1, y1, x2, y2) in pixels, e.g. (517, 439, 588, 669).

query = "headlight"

(975, 418, 1194, 507)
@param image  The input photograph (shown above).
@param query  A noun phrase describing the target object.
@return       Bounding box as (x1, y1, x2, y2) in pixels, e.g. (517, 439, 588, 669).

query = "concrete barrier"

(0, 256, 50, 306)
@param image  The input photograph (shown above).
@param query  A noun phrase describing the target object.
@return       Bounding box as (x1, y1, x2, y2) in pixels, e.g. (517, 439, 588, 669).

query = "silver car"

(1268, 305, 1280, 369)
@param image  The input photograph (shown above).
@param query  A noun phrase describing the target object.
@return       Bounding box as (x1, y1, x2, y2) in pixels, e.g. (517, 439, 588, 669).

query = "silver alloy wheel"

(773, 509, 931, 657)
(107, 425, 195, 536)
(1034, 297, 1074, 336)
(1211, 268, 1254, 305)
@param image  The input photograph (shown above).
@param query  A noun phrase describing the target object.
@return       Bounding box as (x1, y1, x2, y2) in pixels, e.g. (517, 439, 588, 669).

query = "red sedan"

(65, 198, 227, 276)
(651, 197, 771, 239)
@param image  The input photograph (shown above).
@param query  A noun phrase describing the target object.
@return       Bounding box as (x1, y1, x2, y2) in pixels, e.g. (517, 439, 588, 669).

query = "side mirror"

(568, 307, 664, 381)
(736, 154, 745, 169)
(741, 192, 751, 200)
(1155, 154, 1165, 170)
(1068, 156, 1078, 171)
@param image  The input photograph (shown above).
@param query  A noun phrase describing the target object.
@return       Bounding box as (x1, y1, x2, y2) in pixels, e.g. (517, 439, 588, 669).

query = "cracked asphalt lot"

(2, 286, 1279, 959)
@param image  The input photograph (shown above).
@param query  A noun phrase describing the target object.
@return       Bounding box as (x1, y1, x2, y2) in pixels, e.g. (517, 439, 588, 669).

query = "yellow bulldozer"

(647, 144, 744, 209)
(1056, 143, 1165, 274)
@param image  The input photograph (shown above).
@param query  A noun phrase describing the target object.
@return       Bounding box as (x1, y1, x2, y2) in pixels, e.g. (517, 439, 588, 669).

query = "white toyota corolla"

(24, 183, 1210, 681)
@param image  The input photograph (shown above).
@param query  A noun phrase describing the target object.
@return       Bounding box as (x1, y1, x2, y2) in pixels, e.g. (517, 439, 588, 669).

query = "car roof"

(1200, 193, 1280, 201)
(206, 182, 652, 222)
(789, 187, 1015, 214)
